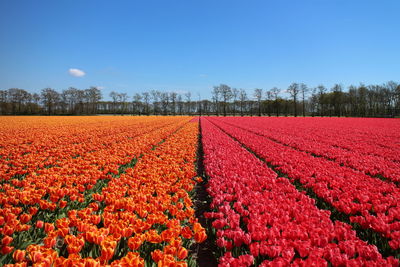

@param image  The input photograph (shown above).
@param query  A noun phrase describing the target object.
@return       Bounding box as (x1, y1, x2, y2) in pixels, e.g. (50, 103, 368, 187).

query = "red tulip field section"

(2, 116, 400, 266)
(215, 117, 400, 183)
(0, 117, 206, 266)
(201, 117, 400, 266)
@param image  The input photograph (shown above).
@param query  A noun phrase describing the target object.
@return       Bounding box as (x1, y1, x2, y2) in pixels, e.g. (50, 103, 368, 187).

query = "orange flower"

(84, 258, 101, 267)
(2, 235, 13, 246)
(59, 200, 67, 209)
(157, 254, 176, 266)
(146, 230, 162, 244)
(128, 234, 144, 251)
(177, 247, 188, 260)
(100, 246, 115, 263)
(1, 245, 14, 255)
(29, 250, 43, 263)
(19, 213, 32, 224)
(181, 226, 193, 239)
(44, 237, 56, 249)
(2, 224, 14, 236)
(36, 220, 44, 228)
(111, 252, 144, 267)
(44, 223, 55, 233)
(13, 249, 26, 262)
(151, 249, 163, 263)
(194, 230, 207, 243)
(65, 235, 85, 254)
(193, 222, 203, 233)
(90, 214, 101, 225)
(160, 229, 175, 243)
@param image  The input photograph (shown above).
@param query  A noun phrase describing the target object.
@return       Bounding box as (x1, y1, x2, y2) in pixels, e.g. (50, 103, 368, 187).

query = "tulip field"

(1, 116, 400, 266)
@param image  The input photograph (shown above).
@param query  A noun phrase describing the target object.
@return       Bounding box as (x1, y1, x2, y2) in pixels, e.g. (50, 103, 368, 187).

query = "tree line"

(1, 81, 399, 117)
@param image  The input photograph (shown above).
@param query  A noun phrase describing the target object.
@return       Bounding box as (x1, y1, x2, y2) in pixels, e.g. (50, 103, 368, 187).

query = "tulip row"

(201, 118, 398, 266)
(218, 117, 400, 183)
(0, 117, 205, 266)
(234, 117, 400, 162)
(208, 117, 400, 252)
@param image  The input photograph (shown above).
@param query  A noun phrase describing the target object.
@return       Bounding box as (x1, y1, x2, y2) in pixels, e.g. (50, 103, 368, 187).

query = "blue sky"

(0, 0, 399, 100)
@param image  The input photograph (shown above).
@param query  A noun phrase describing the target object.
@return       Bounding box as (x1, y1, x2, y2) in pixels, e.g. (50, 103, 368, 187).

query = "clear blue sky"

(0, 0, 399, 100)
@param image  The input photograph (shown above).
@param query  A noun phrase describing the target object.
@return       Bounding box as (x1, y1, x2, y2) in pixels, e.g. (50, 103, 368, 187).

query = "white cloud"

(68, 68, 86, 77)
(95, 86, 104, 90)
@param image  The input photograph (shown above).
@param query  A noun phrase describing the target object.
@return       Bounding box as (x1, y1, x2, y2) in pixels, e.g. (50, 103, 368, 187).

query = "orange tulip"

(1, 245, 14, 255)
(181, 226, 193, 239)
(59, 200, 67, 208)
(2, 235, 13, 246)
(19, 213, 32, 224)
(151, 249, 163, 263)
(44, 223, 55, 233)
(13, 249, 26, 262)
(36, 220, 44, 228)
(177, 247, 188, 260)
(29, 250, 43, 263)
(194, 230, 207, 243)
(128, 234, 144, 251)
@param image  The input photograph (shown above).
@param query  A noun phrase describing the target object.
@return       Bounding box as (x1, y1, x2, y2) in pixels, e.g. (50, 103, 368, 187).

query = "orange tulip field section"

(0, 117, 205, 266)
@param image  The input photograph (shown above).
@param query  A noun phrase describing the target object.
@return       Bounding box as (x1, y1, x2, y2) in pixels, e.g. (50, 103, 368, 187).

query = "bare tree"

(0, 90, 8, 114)
(254, 88, 263, 116)
(386, 81, 398, 116)
(120, 93, 129, 114)
(160, 92, 169, 115)
(62, 87, 78, 114)
(132, 93, 142, 115)
(87, 86, 102, 114)
(110, 91, 119, 115)
(177, 94, 184, 115)
(287, 83, 299, 117)
(239, 89, 247, 116)
(271, 87, 280, 117)
(300, 83, 308, 117)
(185, 92, 192, 115)
(142, 92, 150, 115)
(59, 90, 68, 114)
(265, 90, 273, 116)
(24, 93, 35, 114)
(232, 88, 239, 116)
(170, 92, 177, 115)
(395, 83, 400, 113)
(151, 90, 160, 115)
(212, 86, 220, 116)
(8, 88, 30, 114)
(331, 84, 342, 117)
(41, 88, 60, 115)
(219, 84, 232, 116)
(317, 85, 327, 116)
